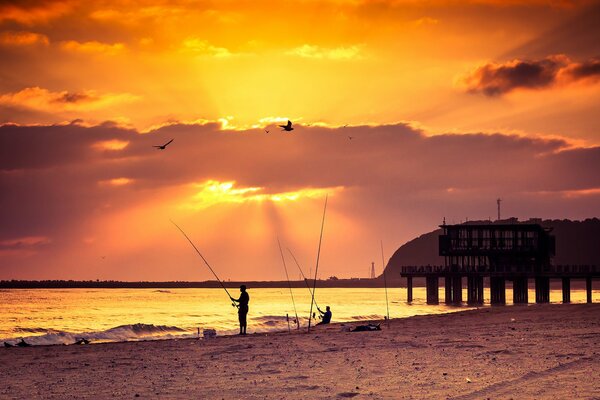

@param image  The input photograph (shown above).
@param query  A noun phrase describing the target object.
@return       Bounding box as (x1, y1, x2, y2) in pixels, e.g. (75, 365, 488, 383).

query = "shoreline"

(1, 303, 599, 399)
(1, 298, 596, 347)
(2, 278, 597, 289)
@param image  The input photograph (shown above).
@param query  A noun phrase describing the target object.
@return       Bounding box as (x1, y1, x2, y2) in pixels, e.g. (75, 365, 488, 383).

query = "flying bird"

(153, 139, 174, 150)
(265, 129, 270, 134)
(348, 136, 354, 140)
(279, 120, 294, 132)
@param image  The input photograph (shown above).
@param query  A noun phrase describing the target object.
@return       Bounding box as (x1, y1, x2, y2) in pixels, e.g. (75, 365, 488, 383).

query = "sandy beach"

(1, 303, 598, 399)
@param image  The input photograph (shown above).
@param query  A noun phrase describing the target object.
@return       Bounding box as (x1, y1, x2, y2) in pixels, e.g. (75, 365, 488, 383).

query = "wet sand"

(1, 303, 599, 399)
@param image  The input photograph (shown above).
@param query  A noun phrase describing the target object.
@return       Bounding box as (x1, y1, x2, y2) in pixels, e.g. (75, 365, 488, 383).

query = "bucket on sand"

(203, 329, 217, 339)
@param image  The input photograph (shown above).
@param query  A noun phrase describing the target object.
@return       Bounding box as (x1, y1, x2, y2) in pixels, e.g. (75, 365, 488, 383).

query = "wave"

(14, 327, 58, 334)
(2, 315, 390, 346)
(2, 323, 193, 347)
(350, 314, 385, 321)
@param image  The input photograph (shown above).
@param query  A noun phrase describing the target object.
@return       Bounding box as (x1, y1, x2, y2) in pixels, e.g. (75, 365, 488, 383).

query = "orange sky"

(1, 0, 599, 280)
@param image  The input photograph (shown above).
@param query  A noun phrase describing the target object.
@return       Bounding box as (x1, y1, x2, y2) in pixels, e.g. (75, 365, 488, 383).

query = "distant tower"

(370, 262, 376, 279)
(497, 198, 502, 221)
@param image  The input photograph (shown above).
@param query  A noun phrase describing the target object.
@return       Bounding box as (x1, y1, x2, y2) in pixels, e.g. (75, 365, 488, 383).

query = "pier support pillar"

(467, 276, 484, 304)
(452, 276, 462, 304)
(535, 277, 550, 303)
(426, 276, 439, 305)
(562, 277, 571, 303)
(406, 276, 413, 303)
(587, 277, 593, 303)
(444, 277, 452, 304)
(513, 278, 528, 304)
(490, 277, 506, 305)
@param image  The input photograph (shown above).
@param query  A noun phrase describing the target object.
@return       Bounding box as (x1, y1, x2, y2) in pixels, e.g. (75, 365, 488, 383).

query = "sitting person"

(316, 306, 332, 325)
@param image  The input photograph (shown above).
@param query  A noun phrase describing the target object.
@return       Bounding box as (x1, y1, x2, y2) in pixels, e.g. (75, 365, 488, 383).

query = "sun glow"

(99, 177, 133, 186)
(182, 180, 342, 210)
(93, 139, 129, 151)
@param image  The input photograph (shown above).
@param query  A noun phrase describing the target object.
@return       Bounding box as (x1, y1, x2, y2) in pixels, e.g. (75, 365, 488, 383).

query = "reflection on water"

(0, 287, 596, 345)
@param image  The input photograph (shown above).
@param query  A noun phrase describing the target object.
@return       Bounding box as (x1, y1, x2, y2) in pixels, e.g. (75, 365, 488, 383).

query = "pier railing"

(401, 264, 600, 277)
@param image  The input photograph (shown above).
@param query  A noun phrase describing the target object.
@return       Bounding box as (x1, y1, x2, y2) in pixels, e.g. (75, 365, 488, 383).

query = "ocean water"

(0, 287, 596, 346)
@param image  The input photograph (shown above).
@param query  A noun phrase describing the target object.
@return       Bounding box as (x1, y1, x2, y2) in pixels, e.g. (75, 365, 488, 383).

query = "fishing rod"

(287, 248, 320, 312)
(308, 195, 328, 333)
(278, 237, 299, 330)
(380, 240, 390, 328)
(170, 220, 237, 308)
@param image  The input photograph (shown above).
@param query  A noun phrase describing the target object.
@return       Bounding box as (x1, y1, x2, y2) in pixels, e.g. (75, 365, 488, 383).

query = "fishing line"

(308, 195, 328, 333)
(278, 237, 299, 330)
(287, 248, 320, 311)
(170, 219, 236, 307)
(381, 240, 391, 328)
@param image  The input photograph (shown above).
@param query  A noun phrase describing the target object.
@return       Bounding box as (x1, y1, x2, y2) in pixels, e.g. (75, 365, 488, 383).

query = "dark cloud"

(464, 56, 567, 96)
(566, 57, 600, 80)
(0, 123, 142, 170)
(1, 121, 598, 279)
(465, 55, 600, 96)
(54, 91, 92, 103)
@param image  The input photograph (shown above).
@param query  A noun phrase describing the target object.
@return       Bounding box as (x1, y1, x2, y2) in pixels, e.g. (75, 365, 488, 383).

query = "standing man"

(231, 285, 249, 335)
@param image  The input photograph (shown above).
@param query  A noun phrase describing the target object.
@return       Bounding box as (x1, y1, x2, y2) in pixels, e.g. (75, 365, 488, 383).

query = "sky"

(1, 0, 599, 281)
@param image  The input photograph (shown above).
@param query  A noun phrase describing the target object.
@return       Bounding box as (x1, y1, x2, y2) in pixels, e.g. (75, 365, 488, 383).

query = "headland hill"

(2, 218, 598, 289)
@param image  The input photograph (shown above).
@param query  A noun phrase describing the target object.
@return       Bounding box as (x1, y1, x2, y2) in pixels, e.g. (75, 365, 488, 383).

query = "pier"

(401, 223, 598, 304)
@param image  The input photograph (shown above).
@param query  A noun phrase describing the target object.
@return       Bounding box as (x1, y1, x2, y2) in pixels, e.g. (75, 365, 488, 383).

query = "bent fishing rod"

(381, 240, 390, 328)
(278, 237, 299, 330)
(287, 248, 321, 312)
(308, 194, 328, 333)
(170, 220, 237, 308)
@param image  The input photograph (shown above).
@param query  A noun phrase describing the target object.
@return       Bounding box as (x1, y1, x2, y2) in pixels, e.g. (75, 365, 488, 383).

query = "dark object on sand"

(4, 341, 14, 348)
(17, 339, 31, 347)
(74, 338, 90, 345)
(351, 324, 381, 332)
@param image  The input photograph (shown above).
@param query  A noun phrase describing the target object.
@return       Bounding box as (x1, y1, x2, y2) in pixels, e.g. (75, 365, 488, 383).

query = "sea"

(0, 287, 596, 346)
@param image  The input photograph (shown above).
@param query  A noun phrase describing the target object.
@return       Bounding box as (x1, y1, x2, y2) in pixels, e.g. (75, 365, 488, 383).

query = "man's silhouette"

(316, 306, 332, 325)
(231, 285, 250, 335)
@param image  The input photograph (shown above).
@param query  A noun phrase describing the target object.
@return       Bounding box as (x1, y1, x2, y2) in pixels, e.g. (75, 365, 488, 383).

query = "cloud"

(60, 40, 126, 55)
(412, 17, 439, 26)
(563, 57, 600, 81)
(286, 44, 363, 60)
(0, 235, 51, 258)
(0, 31, 49, 46)
(463, 55, 600, 96)
(92, 139, 129, 151)
(180, 38, 231, 57)
(0, 1, 72, 25)
(0, 235, 51, 248)
(463, 55, 568, 96)
(1, 121, 599, 279)
(0, 87, 138, 113)
(99, 177, 134, 187)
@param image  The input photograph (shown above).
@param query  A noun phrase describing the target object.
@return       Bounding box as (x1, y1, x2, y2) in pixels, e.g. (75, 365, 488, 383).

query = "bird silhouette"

(153, 139, 174, 150)
(265, 129, 270, 134)
(279, 120, 294, 132)
(348, 136, 354, 140)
